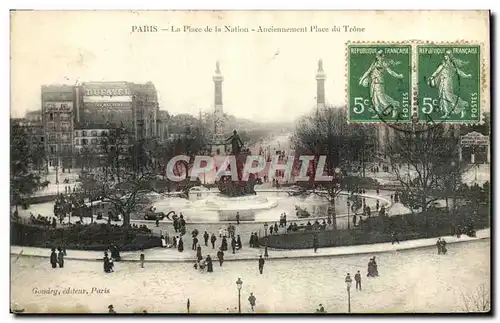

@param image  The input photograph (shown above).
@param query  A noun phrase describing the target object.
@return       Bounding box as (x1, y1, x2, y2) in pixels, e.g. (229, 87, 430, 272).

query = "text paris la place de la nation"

(131, 25, 365, 33)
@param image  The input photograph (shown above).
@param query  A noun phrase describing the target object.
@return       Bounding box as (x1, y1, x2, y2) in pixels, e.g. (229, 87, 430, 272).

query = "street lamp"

(264, 223, 268, 236)
(347, 200, 351, 230)
(236, 278, 243, 313)
(345, 273, 352, 313)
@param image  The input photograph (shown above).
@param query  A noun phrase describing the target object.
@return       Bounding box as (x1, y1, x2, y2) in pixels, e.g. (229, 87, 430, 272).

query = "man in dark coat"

(103, 252, 110, 273)
(206, 255, 213, 272)
(192, 236, 199, 251)
(249, 233, 254, 248)
(178, 237, 184, 252)
(173, 218, 179, 232)
(231, 237, 237, 254)
(236, 212, 240, 225)
(196, 246, 203, 262)
(313, 235, 319, 253)
(236, 235, 242, 250)
(355, 270, 362, 290)
(217, 249, 224, 266)
(210, 233, 217, 249)
(50, 248, 57, 268)
(57, 247, 65, 268)
(179, 214, 186, 227)
(203, 231, 209, 246)
(221, 236, 228, 251)
(258, 255, 265, 274)
(248, 293, 256, 311)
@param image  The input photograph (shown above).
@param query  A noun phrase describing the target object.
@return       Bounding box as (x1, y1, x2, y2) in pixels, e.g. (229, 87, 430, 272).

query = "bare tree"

(462, 283, 490, 313)
(291, 106, 377, 224)
(387, 124, 470, 214)
(79, 125, 157, 227)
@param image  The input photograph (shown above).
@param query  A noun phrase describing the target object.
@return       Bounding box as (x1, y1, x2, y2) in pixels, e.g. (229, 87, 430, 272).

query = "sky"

(10, 11, 490, 122)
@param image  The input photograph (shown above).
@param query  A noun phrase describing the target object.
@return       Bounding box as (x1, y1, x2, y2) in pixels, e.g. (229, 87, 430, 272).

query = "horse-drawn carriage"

(144, 211, 166, 221)
(295, 206, 311, 218)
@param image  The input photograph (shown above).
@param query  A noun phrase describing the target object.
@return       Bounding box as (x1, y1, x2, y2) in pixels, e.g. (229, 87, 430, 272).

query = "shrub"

(11, 222, 161, 251)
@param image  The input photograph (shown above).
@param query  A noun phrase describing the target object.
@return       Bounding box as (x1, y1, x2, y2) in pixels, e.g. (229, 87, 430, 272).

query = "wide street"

(11, 240, 490, 313)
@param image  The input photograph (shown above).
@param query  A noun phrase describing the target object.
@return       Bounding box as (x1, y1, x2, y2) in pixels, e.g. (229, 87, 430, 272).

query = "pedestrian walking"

(436, 238, 442, 255)
(231, 237, 237, 254)
(236, 212, 240, 225)
(355, 270, 362, 290)
(192, 236, 198, 251)
(155, 218, 159, 227)
(186, 298, 190, 313)
(204, 231, 209, 247)
(210, 233, 217, 249)
(206, 255, 213, 272)
(140, 250, 145, 268)
(108, 304, 116, 314)
(313, 235, 319, 253)
(248, 293, 256, 311)
(258, 255, 265, 274)
(178, 237, 184, 252)
(50, 248, 57, 269)
(57, 247, 64, 268)
(217, 249, 224, 266)
(391, 231, 400, 245)
(440, 238, 448, 255)
(264, 245, 269, 258)
(196, 245, 203, 262)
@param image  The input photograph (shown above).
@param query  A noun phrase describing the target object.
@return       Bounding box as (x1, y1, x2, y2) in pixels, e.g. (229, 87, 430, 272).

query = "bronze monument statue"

(225, 129, 244, 155)
(217, 129, 256, 197)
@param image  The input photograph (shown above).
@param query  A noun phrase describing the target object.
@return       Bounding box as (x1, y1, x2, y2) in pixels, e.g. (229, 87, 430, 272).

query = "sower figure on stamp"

(427, 50, 472, 119)
(359, 49, 404, 119)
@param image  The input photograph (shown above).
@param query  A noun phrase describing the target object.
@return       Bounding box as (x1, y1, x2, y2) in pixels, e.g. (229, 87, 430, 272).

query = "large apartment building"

(40, 81, 160, 169)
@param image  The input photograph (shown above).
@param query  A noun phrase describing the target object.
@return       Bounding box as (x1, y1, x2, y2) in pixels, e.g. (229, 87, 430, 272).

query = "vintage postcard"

(10, 10, 491, 314)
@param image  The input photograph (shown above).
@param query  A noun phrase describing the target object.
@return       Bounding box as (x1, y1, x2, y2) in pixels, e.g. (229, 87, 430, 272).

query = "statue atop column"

(226, 129, 244, 155)
(215, 61, 221, 74)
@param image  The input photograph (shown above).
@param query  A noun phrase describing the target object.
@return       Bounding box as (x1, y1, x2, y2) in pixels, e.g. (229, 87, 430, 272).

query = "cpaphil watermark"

(164, 155, 336, 182)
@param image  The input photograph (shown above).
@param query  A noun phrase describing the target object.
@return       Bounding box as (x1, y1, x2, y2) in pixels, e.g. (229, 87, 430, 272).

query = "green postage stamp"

(347, 44, 412, 123)
(417, 45, 481, 123)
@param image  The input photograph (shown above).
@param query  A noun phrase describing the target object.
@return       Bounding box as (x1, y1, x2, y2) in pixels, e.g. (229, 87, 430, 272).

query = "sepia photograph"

(9, 10, 491, 314)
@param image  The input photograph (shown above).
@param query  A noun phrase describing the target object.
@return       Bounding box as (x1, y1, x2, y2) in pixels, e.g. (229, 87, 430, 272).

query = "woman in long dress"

(428, 50, 472, 119)
(359, 49, 404, 118)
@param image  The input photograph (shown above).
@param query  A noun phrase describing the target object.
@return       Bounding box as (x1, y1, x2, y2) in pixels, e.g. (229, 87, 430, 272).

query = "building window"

(50, 145, 56, 154)
(82, 131, 87, 137)
(75, 139, 79, 145)
(49, 134, 56, 143)
(91, 138, 97, 145)
(91, 131, 97, 136)
(82, 139, 88, 145)
(41, 137, 44, 142)
(61, 122, 70, 132)
(75, 131, 80, 137)
(49, 113, 54, 121)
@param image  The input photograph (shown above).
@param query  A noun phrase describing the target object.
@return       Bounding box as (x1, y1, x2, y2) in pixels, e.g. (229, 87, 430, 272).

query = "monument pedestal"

(211, 143, 227, 156)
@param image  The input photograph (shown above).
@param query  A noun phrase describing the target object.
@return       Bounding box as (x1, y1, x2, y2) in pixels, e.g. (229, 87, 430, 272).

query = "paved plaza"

(11, 240, 490, 313)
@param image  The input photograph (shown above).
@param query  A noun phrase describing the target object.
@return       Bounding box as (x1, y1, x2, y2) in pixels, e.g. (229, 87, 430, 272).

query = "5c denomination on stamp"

(417, 45, 481, 123)
(347, 44, 412, 123)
